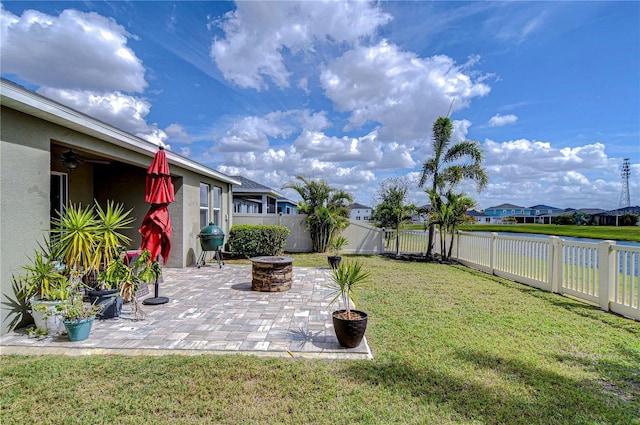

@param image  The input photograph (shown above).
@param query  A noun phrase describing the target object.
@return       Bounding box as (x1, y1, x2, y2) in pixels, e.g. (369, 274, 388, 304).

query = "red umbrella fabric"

(139, 147, 174, 264)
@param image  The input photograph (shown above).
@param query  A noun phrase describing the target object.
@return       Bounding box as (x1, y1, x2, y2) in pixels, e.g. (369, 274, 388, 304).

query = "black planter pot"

(87, 289, 118, 304)
(86, 289, 122, 319)
(332, 309, 368, 348)
(327, 256, 342, 269)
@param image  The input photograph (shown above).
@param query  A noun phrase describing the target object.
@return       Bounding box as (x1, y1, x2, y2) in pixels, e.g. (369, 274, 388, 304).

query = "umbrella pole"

(143, 259, 169, 305)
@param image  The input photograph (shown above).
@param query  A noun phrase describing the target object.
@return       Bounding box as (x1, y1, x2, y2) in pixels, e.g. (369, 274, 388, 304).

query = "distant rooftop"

(231, 175, 282, 197)
(349, 202, 371, 210)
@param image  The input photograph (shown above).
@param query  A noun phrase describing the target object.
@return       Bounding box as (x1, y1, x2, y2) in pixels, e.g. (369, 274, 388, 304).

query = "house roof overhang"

(0, 79, 241, 186)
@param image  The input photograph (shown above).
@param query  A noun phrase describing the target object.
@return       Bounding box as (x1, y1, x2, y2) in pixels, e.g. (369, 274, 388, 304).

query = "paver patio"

(0, 264, 372, 360)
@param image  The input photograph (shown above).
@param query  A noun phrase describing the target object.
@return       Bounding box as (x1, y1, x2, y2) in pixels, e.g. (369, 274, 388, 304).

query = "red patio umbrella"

(139, 146, 174, 305)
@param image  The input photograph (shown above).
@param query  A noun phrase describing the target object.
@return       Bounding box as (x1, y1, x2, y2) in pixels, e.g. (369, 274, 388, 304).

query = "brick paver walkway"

(0, 264, 372, 360)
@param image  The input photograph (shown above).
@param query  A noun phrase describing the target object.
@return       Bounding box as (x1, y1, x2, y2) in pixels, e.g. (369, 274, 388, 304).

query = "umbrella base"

(143, 296, 169, 305)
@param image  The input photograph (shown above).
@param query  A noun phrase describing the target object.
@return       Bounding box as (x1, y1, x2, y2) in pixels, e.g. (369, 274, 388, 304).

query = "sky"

(1, 0, 639, 211)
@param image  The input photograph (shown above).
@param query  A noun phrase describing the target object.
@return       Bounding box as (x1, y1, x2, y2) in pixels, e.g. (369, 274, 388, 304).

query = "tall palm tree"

(428, 190, 475, 260)
(282, 176, 352, 253)
(419, 116, 488, 257)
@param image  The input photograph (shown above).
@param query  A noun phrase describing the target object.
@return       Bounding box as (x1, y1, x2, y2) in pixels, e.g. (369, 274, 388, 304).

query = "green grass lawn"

(454, 224, 640, 242)
(2, 254, 639, 424)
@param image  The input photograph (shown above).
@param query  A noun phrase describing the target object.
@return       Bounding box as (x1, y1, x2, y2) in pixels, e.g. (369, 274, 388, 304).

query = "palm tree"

(419, 116, 487, 258)
(428, 190, 475, 260)
(282, 176, 352, 253)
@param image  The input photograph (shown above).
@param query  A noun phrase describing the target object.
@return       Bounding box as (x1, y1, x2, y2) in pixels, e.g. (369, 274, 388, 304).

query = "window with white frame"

(200, 183, 210, 229)
(50, 172, 68, 225)
(213, 186, 221, 225)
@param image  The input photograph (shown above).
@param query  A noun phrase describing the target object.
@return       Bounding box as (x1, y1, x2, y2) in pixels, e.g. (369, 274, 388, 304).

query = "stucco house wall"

(0, 80, 239, 334)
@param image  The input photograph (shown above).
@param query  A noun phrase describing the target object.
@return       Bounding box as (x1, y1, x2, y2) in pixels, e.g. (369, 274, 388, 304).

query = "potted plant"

(325, 260, 370, 348)
(58, 294, 102, 341)
(50, 200, 133, 289)
(327, 235, 348, 269)
(14, 247, 70, 335)
(97, 249, 160, 319)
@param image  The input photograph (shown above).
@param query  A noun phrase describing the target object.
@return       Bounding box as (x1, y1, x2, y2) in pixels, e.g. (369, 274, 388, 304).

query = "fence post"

(549, 236, 561, 293)
(490, 233, 497, 275)
(598, 240, 616, 311)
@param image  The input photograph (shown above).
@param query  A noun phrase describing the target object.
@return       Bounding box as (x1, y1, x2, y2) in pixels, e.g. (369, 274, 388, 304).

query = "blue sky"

(2, 1, 638, 211)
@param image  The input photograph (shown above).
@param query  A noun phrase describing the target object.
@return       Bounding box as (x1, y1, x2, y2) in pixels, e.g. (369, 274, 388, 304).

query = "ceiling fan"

(61, 149, 111, 170)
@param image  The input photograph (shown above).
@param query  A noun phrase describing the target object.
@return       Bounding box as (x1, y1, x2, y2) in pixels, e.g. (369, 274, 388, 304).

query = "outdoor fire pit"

(249, 256, 293, 292)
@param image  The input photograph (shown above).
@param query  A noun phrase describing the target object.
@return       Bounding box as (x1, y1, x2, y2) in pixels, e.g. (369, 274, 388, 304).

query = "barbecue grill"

(196, 222, 225, 268)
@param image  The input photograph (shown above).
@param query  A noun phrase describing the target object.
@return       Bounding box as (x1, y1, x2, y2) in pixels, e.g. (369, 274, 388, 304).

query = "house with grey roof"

(231, 176, 282, 214)
(349, 203, 372, 222)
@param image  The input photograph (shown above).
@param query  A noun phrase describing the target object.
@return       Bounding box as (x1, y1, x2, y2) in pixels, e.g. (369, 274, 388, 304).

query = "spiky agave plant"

(326, 260, 370, 319)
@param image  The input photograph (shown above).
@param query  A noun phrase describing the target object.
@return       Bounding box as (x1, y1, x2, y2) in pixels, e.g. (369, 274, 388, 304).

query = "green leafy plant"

(282, 176, 352, 253)
(15, 250, 65, 301)
(57, 294, 102, 322)
(94, 200, 134, 270)
(50, 200, 133, 288)
(50, 203, 100, 273)
(325, 260, 370, 319)
(227, 225, 290, 258)
(328, 235, 348, 257)
(98, 249, 159, 319)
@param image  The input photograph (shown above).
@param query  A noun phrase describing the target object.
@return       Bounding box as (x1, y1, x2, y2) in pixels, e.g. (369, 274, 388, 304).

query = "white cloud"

(477, 139, 623, 209)
(488, 113, 518, 127)
(210, 0, 392, 90)
(0, 6, 170, 145)
(1, 7, 146, 92)
(37, 87, 167, 146)
(165, 123, 191, 143)
(320, 40, 491, 141)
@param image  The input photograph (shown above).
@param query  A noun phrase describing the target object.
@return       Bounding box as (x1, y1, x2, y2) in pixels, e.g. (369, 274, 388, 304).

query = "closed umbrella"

(139, 146, 174, 305)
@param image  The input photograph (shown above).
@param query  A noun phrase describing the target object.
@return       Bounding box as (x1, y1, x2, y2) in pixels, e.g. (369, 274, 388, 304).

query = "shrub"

(227, 225, 290, 258)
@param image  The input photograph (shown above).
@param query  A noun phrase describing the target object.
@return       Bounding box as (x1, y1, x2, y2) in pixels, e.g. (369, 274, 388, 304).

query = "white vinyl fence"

(232, 216, 639, 321)
(455, 231, 640, 321)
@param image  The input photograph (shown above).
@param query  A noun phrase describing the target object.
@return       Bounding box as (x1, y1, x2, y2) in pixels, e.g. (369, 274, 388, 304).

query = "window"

(200, 183, 210, 229)
(50, 172, 68, 226)
(213, 186, 221, 225)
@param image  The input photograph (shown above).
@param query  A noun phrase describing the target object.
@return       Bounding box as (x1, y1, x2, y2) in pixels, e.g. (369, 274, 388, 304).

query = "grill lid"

(198, 222, 224, 237)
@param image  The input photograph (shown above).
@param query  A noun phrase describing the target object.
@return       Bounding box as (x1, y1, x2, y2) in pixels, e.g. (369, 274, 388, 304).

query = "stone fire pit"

(249, 256, 294, 292)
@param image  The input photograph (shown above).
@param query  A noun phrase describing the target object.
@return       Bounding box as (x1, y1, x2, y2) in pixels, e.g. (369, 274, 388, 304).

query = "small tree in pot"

(326, 260, 370, 348)
(327, 235, 348, 269)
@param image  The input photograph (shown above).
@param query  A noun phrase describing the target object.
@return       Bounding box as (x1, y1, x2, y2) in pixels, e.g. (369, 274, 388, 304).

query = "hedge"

(227, 224, 290, 258)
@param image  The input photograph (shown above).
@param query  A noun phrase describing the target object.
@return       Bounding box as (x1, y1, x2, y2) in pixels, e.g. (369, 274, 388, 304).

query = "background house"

(277, 198, 298, 214)
(349, 203, 372, 222)
(484, 203, 565, 223)
(231, 175, 281, 215)
(1, 78, 240, 333)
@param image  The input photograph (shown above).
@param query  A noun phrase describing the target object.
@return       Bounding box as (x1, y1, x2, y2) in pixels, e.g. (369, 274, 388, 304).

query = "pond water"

(469, 231, 640, 248)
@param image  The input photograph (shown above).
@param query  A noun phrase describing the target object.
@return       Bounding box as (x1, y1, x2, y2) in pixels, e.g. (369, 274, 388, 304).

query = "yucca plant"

(50, 203, 100, 274)
(16, 250, 64, 301)
(94, 200, 134, 270)
(326, 260, 370, 320)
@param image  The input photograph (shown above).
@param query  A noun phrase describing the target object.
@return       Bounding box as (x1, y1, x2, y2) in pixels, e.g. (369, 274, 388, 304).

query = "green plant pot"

(63, 317, 94, 341)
